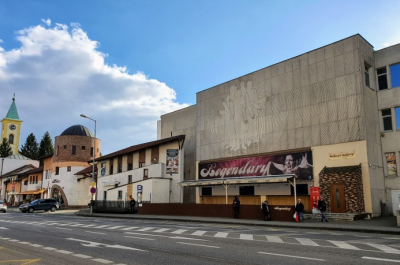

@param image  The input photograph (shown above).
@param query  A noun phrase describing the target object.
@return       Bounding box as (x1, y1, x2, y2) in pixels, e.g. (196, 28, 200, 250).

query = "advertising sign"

(310, 187, 320, 210)
(166, 149, 179, 174)
(198, 151, 313, 180)
(385, 152, 397, 175)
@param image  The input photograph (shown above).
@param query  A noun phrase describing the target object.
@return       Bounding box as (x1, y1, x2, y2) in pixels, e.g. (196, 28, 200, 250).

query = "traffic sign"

(90, 187, 96, 194)
(137, 185, 143, 192)
(91, 182, 96, 187)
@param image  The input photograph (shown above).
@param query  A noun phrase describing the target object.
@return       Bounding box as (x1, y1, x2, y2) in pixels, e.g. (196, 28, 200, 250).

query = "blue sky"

(1, 1, 400, 155)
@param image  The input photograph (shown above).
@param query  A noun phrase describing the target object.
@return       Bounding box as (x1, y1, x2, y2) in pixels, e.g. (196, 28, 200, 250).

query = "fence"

(93, 200, 132, 214)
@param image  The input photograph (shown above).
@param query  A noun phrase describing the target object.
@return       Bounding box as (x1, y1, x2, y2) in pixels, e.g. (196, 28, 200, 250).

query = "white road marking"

(136, 227, 154, 231)
(19, 242, 31, 245)
(126, 232, 207, 241)
(66, 238, 146, 252)
(0, 237, 10, 240)
(191, 231, 207, 236)
(153, 228, 170, 233)
(57, 250, 74, 254)
(177, 242, 220, 248)
(73, 254, 93, 259)
(362, 257, 400, 263)
(81, 224, 96, 227)
(31, 244, 43, 247)
(0, 227, 9, 230)
(121, 227, 139, 231)
(259, 252, 325, 261)
(170, 236, 207, 241)
(94, 225, 110, 229)
(240, 234, 253, 240)
(43, 247, 57, 250)
(214, 232, 228, 238)
(9, 239, 19, 242)
(296, 238, 319, 246)
(125, 236, 155, 241)
(106, 226, 125, 230)
(70, 224, 85, 227)
(92, 258, 114, 264)
(85, 231, 106, 235)
(171, 229, 187, 234)
(328, 241, 360, 250)
(56, 227, 72, 230)
(266, 236, 283, 243)
(366, 243, 400, 254)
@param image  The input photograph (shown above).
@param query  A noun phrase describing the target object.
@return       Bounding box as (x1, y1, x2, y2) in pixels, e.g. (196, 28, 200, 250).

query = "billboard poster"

(385, 152, 397, 175)
(199, 151, 313, 180)
(166, 149, 179, 174)
(310, 187, 320, 210)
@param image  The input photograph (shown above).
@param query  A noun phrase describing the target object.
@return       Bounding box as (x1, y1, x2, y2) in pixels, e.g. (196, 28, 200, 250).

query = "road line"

(259, 252, 325, 261)
(214, 232, 228, 238)
(92, 258, 114, 264)
(18, 242, 31, 245)
(171, 229, 187, 234)
(136, 227, 154, 231)
(366, 243, 400, 254)
(177, 242, 220, 248)
(362, 257, 400, 263)
(43, 247, 57, 250)
(328, 241, 360, 250)
(106, 226, 125, 230)
(73, 254, 92, 259)
(170, 236, 207, 241)
(94, 225, 110, 229)
(191, 231, 207, 236)
(125, 236, 155, 241)
(121, 227, 138, 231)
(31, 244, 43, 247)
(240, 234, 253, 240)
(57, 250, 74, 254)
(85, 231, 106, 235)
(81, 224, 96, 227)
(266, 236, 283, 243)
(126, 232, 167, 238)
(296, 238, 319, 246)
(9, 239, 19, 242)
(153, 228, 169, 233)
(70, 224, 85, 227)
(56, 227, 72, 231)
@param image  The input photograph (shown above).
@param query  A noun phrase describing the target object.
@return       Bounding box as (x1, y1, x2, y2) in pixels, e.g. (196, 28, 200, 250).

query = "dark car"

(19, 199, 59, 213)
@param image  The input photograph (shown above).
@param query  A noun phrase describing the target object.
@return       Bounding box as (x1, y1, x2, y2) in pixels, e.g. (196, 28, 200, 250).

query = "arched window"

(9, 134, 14, 144)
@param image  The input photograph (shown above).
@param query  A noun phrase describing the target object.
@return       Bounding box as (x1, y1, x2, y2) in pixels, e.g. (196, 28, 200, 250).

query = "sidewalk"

(74, 209, 400, 235)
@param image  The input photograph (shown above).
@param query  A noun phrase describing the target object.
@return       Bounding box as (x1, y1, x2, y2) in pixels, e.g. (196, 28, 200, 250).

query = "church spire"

(5, 94, 20, 121)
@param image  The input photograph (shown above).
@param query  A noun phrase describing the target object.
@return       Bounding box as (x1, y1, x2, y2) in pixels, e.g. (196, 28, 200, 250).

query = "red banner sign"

(310, 187, 320, 210)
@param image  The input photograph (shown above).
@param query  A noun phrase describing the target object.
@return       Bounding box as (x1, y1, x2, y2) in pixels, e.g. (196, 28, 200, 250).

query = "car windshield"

(31, 199, 41, 204)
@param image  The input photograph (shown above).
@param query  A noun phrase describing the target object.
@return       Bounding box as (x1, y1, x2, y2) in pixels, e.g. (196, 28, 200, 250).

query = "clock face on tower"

(9, 124, 16, 130)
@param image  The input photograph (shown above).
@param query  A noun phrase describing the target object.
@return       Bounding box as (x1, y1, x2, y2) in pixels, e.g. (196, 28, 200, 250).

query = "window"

(29, 176, 32, 184)
(55, 167, 59, 175)
(110, 165, 114, 175)
(290, 184, 309, 195)
(63, 145, 67, 149)
(82, 146, 86, 150)
(143, 169, 148, 180)
(239, 186, 254, 195)
(202, 187, 212, 196)
(72, 145, 76, 155)
(67, 166, 71, 172)
(91, 147, 94, 157)
(35, 176, 38, 184)
(385, 152, 397, 175)
(382, 109, 393, 131)
(24, 180, 28, 185)
(139, 162, 144, 168)
(118, 190, 122, 199)
(127, 163, 133, 171)
(104, 191, 107, 200)
(56, 146, 59, 156)
(390, 63, 400, 88)
(128, 175, 132, 183)
(365, 65, 371, 88)
(8, 134, 14, 144)
(377, 67, 388, 90)
(118, 163, 122, 173)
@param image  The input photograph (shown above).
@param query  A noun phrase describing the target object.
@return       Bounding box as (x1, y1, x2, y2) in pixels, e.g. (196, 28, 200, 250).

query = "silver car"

(0, 200, 7, 213)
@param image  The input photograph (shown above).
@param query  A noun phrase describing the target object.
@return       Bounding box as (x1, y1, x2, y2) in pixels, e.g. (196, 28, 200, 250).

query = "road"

(0, 211, 400, 264)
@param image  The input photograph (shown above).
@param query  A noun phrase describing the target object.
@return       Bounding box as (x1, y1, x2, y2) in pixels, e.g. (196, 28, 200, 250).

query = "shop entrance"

(330, 184, 346, 213)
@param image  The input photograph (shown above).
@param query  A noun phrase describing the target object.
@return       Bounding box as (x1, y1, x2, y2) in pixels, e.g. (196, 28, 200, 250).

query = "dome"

(60, 125, 94, 137)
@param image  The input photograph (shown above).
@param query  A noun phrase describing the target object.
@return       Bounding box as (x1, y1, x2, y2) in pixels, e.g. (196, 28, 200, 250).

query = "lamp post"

(80, 114, 96, 214)
(1, 158, 4, 199)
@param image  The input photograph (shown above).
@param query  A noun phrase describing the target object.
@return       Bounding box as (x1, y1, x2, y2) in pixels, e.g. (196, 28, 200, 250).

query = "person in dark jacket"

(318, 196, 328, 222)
(262, 200, 271, 221)
(295, 199, 305, 222)
(130, 196, 136, 214)
(232, 196, 240, 219)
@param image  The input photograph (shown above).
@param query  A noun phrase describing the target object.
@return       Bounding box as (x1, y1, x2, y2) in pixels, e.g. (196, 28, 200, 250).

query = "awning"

(178, 175, 296, 187)
(18, 189, 46, 195)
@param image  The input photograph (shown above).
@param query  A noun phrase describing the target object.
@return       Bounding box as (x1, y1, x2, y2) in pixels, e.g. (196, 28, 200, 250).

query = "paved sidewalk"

(75, 209, 400, 235)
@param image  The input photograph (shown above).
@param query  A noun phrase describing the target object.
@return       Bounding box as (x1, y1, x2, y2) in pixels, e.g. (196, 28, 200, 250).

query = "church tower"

(1, 95, 22, 155)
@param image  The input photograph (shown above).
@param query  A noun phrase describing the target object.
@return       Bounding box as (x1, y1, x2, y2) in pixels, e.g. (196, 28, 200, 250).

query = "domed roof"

(60, 125, 94, 137)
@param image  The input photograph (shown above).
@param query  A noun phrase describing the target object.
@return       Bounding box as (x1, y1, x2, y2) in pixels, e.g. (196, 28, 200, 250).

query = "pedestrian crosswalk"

(1, 219, 399, 255)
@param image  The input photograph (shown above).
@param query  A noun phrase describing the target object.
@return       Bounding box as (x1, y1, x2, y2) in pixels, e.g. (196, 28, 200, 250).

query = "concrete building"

(159, 34, 400, 216)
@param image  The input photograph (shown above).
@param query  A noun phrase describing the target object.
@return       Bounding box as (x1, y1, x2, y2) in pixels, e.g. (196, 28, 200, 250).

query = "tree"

(38, 131, 54, 158)
(0, 138, 12, 157)
(20, 133, 39, 160)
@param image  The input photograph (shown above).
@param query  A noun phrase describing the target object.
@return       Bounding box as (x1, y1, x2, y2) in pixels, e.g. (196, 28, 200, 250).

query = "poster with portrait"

(199, 151, 313, 180)
(166, 149, 179, 174)
(385, 152, 397, 175)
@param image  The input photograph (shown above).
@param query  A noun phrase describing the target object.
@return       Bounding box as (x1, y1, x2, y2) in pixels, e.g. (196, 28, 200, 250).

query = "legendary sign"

(199, 151, 313, 180)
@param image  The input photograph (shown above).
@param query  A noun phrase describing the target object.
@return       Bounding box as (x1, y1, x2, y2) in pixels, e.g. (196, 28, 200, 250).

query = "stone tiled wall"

(319, 165, 365, 213)
(54, 135, 101, 163)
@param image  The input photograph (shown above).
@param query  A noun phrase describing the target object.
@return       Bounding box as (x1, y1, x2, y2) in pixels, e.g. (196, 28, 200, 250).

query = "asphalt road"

(1, 211, 400, 264)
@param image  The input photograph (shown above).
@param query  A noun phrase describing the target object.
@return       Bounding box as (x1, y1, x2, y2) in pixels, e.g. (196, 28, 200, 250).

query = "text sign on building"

(137, 185, 143, 192)
(198, 151, 313, 181)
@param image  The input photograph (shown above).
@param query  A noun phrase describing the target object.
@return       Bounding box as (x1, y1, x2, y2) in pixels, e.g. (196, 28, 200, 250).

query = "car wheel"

(50, 206, 56, 212)
(21, 210, 27, 213)
(2, 210, 5, 213)
(28, 208, 34, 213)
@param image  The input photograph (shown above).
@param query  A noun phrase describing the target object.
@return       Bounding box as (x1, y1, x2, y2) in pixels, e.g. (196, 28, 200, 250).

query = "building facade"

(159, 34, 400, 216)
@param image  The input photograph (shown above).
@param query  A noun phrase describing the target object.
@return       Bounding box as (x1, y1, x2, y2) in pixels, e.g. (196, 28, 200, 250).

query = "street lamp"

(80, 114, 96, 214)
(1, 158, 4, 199)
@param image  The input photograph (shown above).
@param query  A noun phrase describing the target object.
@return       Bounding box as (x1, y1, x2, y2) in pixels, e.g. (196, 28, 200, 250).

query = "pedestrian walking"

(232, 196, 240, 219)
(130, 196, 136, 214)
(58, 196, 64, 210)
(295, 199, 305, 222)
(261, 200, 271, 221)
(318, 196, 328, 222)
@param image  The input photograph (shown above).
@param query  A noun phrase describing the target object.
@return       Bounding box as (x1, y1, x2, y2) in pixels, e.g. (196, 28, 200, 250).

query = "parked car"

(19, 199, 59, 213)
(0, 200, 7, 213)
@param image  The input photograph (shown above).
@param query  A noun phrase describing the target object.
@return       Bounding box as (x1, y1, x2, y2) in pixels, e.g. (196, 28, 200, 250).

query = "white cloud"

(41, 18, 51, 26)
(0, 22, 188, 155)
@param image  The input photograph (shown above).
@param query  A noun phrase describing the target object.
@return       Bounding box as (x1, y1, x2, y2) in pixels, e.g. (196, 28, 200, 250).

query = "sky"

(1, 1, 400, 156)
